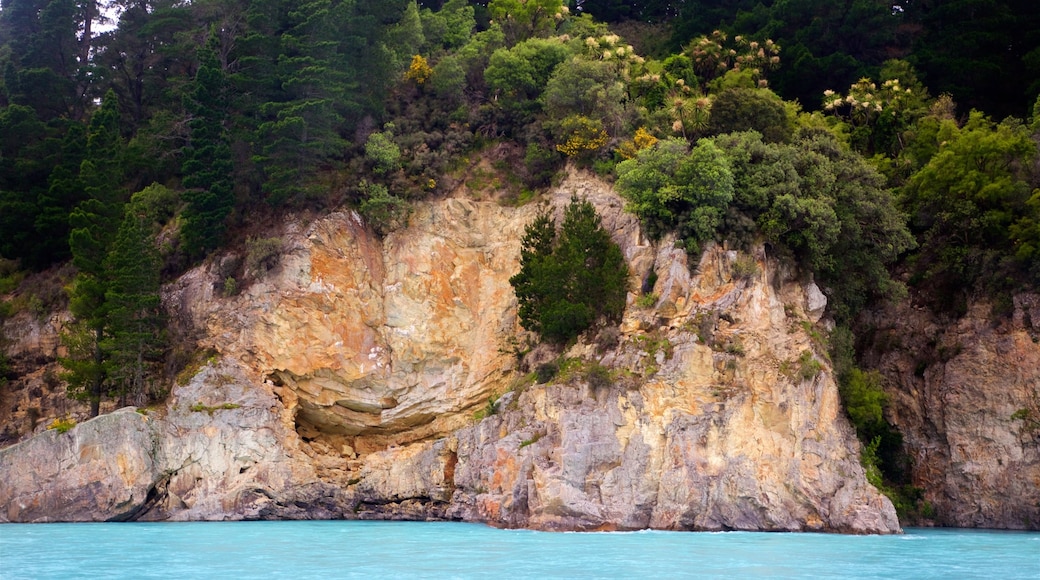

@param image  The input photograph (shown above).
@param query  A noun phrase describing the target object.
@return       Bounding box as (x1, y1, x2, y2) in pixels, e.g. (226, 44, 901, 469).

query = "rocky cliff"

(861, 296, 1040, 529)
(0, 170, 917, 531)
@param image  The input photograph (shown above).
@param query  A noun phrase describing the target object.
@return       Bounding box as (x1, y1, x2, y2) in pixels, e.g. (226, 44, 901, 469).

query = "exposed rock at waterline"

(0, 408, 159, 522)
(861, 296, 1040, 529)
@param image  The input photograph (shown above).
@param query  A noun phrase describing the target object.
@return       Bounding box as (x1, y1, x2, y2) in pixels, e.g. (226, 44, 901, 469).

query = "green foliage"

(635, 293, 658, 308)
(48, 416, 76, 434)
(1010, 392, 1040, 434)
(686, 31, 780, 89)
(707, 88, 793, 143)
(189, 402, 242, 415)
(860, 435, 885, 489)
(821, 63, 931, 158)
(582, 361, 612, 390)
(541, 36, 638, 136)
(510, 198, 628, 343)
(488, 0, 565, 45)
(731, 253, 759, 280)
(714, 130, 914, 323)
(902, 111, 1040, 300)
(535, 361, 559, 384)
(358, 181, 410, 236)
(779, 348, 817, 381)
(223, 276, 238, 297)
(129, 184, 179, 227)
(102, 205, 165, 406)
(62, 91, 128, 417)
(365, 126, 402, 175)
(519, 433, 542, 448)
(615, 137, 734, 253)
(419, 0, 476, 53)
(59, 317, 107, 416)
(840, 368, 888, 440)
(175, 349, 220, 387)
(484, 37, 570, 131)
(181, 38, 234, 261)
(472, 395, 499, 420)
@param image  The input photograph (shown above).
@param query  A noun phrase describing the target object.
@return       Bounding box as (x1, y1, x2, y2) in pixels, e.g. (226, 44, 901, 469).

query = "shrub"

(839, 367, 888, 440)
(782, 350, 822, 382)
(583, 362, 612, 390)
(245, 236, 282, 277)
(48, 417, 76, 434)
(189, 401, 241, 415)
(535, 361, 559, 384)
(404, 54, 433, 85)
(615, 137, 734, 251)
(365, 125, 402, 175)
(636, 293, 658, 308)
(732, 253, 759, 279)
(358, 182, 410, 236)
(223, 276, 238, 297)
(553, 115, 609, 160)
(707, 88, 793, 143)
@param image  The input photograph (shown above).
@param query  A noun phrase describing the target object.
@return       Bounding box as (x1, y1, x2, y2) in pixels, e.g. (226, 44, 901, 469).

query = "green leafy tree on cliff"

(510, 197, 628, 344)
(615, 137, 735, 254)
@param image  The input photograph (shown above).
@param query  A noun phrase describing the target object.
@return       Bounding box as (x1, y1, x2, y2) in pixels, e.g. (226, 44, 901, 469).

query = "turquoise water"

(1, 521, 1038, 579)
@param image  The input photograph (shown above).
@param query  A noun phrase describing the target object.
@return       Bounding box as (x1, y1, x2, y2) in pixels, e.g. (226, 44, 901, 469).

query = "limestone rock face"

(0, 308, 84, 444)
(350, 227, 898, 533)
(0, 408, 159, 522)
(1, 170, 901, 531)
(146, 359, 350, 521)
(165, 198, 536, 452)
(862, 296, 1040, 529)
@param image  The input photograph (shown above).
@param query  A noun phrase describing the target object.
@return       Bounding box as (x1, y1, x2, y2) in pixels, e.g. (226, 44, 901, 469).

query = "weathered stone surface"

(1, 169, 908, 531)
(862, 295, 1040, 529)
(356, 235, 898, 533)
(145, 359, 343, 521)
(0, 407, 159, 522)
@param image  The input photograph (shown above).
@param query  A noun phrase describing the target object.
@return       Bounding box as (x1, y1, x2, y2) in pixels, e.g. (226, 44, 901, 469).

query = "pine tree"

(510, 198, 628, 343)
(62, 90, 126, 417)
(103, 205, 164, 406)
(253, 0, 353, 205)
(181, 36, 234, 260)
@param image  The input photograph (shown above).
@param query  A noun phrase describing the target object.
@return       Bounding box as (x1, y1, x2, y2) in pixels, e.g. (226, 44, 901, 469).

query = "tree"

(181, 37, 235, 260)
(542, 54, 629, 136)
(62, 90, 126, 417)
(484, 36, 570, 132)
(707, 87, 792, 143)
(252, 0, 354, 205)
(714, 129, 914, 322)
(419, 0, 475, 53)
(901, 111, 1039, 303)
(102, 204, 164, 406)
(0, 0, 82, 121)
(488, 0, 564, 45)
(510, 197, 628, 343)
(93, 0, 195, 134)
(0, 104, 52, 265)
(615, 137, 734, 252)
(905, 0, 1040, 119)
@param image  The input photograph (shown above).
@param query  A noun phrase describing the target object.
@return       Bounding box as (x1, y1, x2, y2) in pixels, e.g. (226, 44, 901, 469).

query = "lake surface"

(1, 521, 1038, 579)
